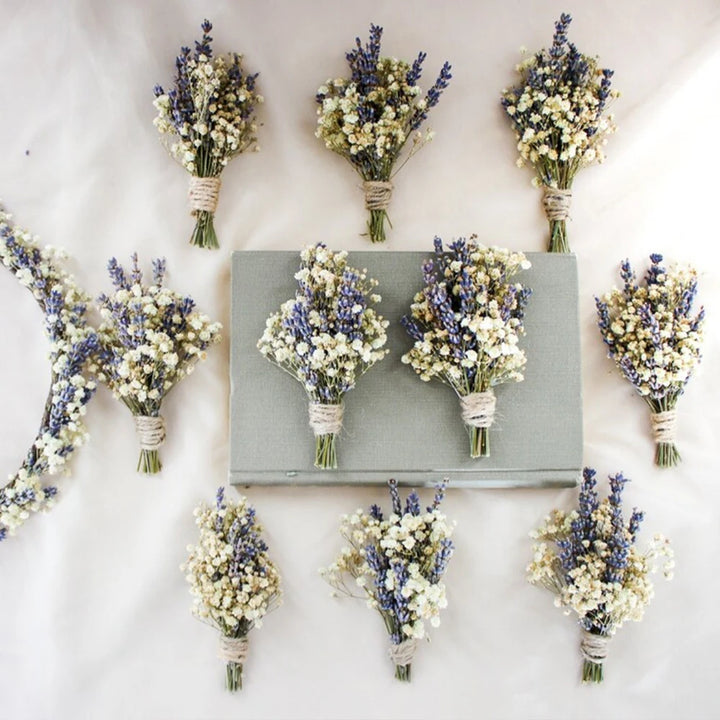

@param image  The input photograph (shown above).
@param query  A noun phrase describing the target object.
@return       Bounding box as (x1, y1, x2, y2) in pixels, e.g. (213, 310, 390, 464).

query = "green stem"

(548, 219, 570, 253)
(225, 661, 243, 692)
(468, 426, 490, 458)
(190, 209, 219, 250)
(394, 663, 411, 682)
(582, 659, 604, 683)
(314, 433, 337, 469)
(655, 441, 681, 468)
(367, 209, 389, 244)
(137, 448, 161, 474)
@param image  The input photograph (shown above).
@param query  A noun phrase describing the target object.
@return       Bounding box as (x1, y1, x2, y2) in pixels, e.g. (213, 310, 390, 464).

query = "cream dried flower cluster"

(321, 479, 454, 681)
(596, 254, 704, 467)
(401, 236, 531, 457)
(0, 208, 98, 541)
(258, 243, 388, 468)
(95, 254, 222, 473)
(528, 468, 673, 682)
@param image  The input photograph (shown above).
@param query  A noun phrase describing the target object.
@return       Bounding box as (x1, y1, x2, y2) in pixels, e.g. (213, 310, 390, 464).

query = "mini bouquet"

(501, 13, 618, 253)
(528, 467, 674, 683)
(596, 254, 704, 467)
(401, 236, 531, 458)
(321, 479, 454, 681)
(315, 24, 452, 243)
(153, 20, 262, 249)
(95, 254, 222, 473)
(257, 243, 388, 469)
(0, 208, 98, 541)
(183, 487, 282, 691)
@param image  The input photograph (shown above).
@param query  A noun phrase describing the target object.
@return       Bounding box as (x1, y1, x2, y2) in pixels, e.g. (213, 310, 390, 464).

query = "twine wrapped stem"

(541, 185, 572, 253)
(388, 638, 417, 682)
(308, 402, 343, 469)
(580, 630, 609, 683)
(134, 414, 165, 474)
(362, 181, 393, 243)
(460, 391, 496, 458)
(187, 176, 222, 249)
(650, 408, 681, 468)
(219, 635, 249, 692)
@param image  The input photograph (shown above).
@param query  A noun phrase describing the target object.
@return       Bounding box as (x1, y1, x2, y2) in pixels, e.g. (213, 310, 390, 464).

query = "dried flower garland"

(95, 254, 222, 473)
(401, 236, 531, 457)
(183, 487, 282, 691)
(595, 254, 704, 467)
(316, 24, 452, 243)
(321, 479, 454, 681)
(528, 467, 673, 683)
(257, 244, 388, 469)
(154, 19, 263, 249)
(0, 208, 98, 542)
(501, 13, 618, 252)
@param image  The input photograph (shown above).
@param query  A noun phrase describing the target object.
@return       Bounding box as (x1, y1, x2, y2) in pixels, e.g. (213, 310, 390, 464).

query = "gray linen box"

(229, 251, 582, 488)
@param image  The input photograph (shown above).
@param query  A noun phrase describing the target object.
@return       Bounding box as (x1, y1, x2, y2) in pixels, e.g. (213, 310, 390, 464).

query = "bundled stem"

(315, 433, 338, 470)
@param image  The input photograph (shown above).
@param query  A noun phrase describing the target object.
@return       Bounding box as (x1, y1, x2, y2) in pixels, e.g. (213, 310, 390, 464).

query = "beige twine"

(363, 180, 393, 211)
(388, 639, 417, 667)
(219, 635, 249, 664)
(460, 391, 496, 429)
(308, 402, 343, 437)
(580, 630, 609, 664)
(188, 176, 221, 214)
(542, 186, 572, 222)
(651, 410, 677, 444)
(134, 415, 165, 451)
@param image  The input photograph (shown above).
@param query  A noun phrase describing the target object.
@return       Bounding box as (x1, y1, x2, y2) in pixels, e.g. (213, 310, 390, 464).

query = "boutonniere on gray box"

(401, 236, 532, 458)
(257, 244, 388, 469)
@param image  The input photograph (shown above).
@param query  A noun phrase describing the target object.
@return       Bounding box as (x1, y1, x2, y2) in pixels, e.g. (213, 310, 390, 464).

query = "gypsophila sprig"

(0, 208, 98, 543)
(401, 236, 531, 457)
(596, 254, 704, 467)
(153, 19, 263, 249)
(501, 13, 618, 252)
(183, 487, 281, 691)
(528, 467, 673, 683)
(316, 23, 452, 243)
(321, 478, 454, 681)
(95, 254, 222, 473)
(257, 244, 388, 469)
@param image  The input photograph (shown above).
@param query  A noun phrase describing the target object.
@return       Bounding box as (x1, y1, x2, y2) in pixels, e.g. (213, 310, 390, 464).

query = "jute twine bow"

(219, 635, 249, 664)
(134, 415, 166, 450)
(651, 410, 677, 444)
(388, 638, 417, 667)
(308, 402, 344, 437)
(542, 186, 572, 222)
(460, 391, 496, 429)
(188, 176, 221, 214)
(580, 630, 609, 665)
(363, 180, 393, 211)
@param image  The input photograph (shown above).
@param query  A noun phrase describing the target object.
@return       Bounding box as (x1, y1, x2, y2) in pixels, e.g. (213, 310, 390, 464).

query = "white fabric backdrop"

(1, 1, 719, 718)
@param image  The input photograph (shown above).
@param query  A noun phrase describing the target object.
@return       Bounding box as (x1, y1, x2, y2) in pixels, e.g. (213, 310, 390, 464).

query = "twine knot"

(580, 630, 609, 664)
(388, 638, 417, 667)
(219, 635, 249, 664)
(542, 185, 572, 222)
(188, 176, 221, 214)
(308, 402, 344, 437)
(460, 391, 496, 428)
(650, 410, 677, 444)
(363, 180, 393, 211)
(134, 415, 165, 450)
